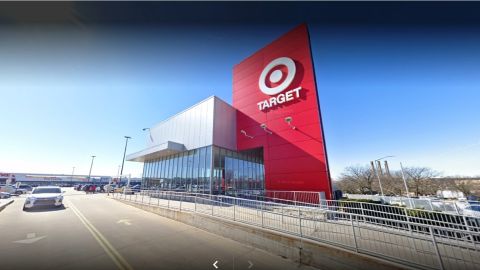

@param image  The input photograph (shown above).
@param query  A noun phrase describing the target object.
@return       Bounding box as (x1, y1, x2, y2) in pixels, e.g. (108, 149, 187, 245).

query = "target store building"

(127, 24, 332, 199)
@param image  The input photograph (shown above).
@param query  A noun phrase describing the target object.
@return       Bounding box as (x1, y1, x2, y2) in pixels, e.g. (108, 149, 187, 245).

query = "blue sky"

(0, 2, 479, 179)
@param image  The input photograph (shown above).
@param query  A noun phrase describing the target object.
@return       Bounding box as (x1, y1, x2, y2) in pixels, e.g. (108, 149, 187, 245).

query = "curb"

(0, 199, 14, 212)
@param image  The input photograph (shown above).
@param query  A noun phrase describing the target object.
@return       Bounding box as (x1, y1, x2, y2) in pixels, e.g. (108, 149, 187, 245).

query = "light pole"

(399, 162, 414, 207)
(120, 136, 131, 184)
(116, 165, 121, 182)
(142, 128, 153, 143)
(88, 156, 96, 182)
(373, 155, 394, 197)
(71, 166, 75, 183)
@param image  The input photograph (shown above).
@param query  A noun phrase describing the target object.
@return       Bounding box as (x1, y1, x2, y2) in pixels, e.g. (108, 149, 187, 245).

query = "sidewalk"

(0, 198, 14, 212)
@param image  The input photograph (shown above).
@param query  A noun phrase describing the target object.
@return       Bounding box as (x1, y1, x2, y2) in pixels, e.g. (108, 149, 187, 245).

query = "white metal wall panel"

(147, 97, 215, 150)
(213, 97, 237, 151)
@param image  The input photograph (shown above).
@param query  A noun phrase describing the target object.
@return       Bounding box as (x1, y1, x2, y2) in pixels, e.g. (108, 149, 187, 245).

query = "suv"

(23, 186, 64, 210)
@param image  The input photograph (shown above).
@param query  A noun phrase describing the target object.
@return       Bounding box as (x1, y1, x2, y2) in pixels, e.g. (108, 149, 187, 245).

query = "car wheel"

(23, 206, 28, 211)
(16, 191, 22, 195)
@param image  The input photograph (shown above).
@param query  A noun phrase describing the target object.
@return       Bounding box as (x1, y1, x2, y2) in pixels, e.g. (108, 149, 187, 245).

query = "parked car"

(0, 185, 24, 195)
(23, 186, 64, 210)
(131, 184, 141, 192)
(122, 186, 134, 195)
(462, 205, 480, 218)
(81, 185, 91, 192)
(0, 191, 11, 199)
(18, 184, 33, 192)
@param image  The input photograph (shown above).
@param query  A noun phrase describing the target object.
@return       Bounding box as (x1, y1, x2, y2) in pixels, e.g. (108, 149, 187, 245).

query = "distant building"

(0, 172, 140, 186)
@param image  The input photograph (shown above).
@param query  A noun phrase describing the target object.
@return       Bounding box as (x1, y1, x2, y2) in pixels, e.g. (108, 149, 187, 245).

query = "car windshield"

(33, 188, 61, 194)
(469, 205, 480, 211)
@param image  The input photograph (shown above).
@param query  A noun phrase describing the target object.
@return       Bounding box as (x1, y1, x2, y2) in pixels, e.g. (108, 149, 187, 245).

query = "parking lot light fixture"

(88, 156, 96, 182)
(120, 136, 131, 179)
(142, 128, 154, 142)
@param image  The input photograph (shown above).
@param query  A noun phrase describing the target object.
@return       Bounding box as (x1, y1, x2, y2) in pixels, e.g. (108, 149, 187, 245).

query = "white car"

(23, 186, 64, 210)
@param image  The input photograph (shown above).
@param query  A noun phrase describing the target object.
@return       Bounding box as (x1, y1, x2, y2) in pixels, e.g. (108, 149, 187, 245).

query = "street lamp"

(142, 128, 154, 142)
(399, 162, 414, 208)
(88, 156, 96, 182)
(373, 155, 395, 197)
(120, 136, 131, 183)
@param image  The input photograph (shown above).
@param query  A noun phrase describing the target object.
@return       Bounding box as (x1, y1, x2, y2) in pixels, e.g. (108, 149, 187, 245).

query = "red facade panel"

(232, 24, 332, 198)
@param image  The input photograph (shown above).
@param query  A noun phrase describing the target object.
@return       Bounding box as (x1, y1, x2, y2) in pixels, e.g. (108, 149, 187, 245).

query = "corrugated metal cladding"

(147, 96, 237, 153)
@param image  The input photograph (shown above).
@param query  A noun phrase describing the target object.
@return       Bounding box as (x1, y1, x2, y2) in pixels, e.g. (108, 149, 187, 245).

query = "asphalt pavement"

(0, 188, 317, 270)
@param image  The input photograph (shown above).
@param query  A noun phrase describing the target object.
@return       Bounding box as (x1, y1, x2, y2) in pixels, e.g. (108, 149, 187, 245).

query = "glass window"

(193, 149, 199, 190)
(198, 147, 206, 193)
(225, 157, 233, 195)
(161, 157, 166, 179)
(168, 157, 172, 181)
(238, 159, 244, 190)
(158, 158, 163, 179)
(205, 146, 212, 193)
(154, 159, 159, 179)
(233, 157, 239, 191)
(172, 155, 177, 181)
(146, 162, 151, 178)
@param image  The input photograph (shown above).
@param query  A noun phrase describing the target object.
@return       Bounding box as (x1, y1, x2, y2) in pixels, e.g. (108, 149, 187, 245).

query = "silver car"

(23, 186, 64, 210)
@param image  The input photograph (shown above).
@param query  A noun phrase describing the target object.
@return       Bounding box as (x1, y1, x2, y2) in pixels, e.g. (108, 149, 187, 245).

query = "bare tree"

(336, 165, 377, 194)
(403, 167, 440, 196)
(451, 180, 473, 196)
(380, 171, 405, 196)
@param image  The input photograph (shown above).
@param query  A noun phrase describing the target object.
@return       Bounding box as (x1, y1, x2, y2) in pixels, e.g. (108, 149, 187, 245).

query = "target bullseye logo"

(259, 57, 296, 95)
(257, 57, 303, 111)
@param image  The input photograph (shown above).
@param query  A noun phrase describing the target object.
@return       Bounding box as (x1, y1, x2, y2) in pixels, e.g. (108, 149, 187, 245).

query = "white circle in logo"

(259, 57, 296, 95)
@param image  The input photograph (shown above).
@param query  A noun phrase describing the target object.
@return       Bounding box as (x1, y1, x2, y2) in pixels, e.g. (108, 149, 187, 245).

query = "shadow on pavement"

(23, 205, 67, 212)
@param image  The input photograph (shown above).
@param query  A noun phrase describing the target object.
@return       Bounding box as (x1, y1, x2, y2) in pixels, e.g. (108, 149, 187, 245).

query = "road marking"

(213, 260, 219, 269)
(13, 233, 47, 244)
(117, 219, 132, 226)
(248, 260, 254, 269)
(68, 200, 133, 270)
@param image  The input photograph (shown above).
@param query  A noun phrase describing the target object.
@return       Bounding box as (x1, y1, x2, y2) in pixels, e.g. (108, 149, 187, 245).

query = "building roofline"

(150, 95, 232, 130)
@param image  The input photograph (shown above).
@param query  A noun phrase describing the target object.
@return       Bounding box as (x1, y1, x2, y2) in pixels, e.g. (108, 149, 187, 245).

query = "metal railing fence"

(112, 190, 480, 270)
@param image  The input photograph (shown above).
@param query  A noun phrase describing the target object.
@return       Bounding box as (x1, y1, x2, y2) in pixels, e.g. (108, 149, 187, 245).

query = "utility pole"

(120, 136, 131, 180)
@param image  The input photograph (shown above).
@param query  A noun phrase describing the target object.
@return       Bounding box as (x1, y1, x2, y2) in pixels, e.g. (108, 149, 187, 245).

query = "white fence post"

(299, 207, 303, 237)
(351, 214, 358, 252)
(429, 227, 444, 270)
(233, 199, 236, 221)
(261, 202, 265, 228)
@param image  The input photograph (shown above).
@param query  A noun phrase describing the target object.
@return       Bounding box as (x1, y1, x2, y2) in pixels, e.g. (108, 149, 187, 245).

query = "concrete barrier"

(115, 199, 412, 270)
